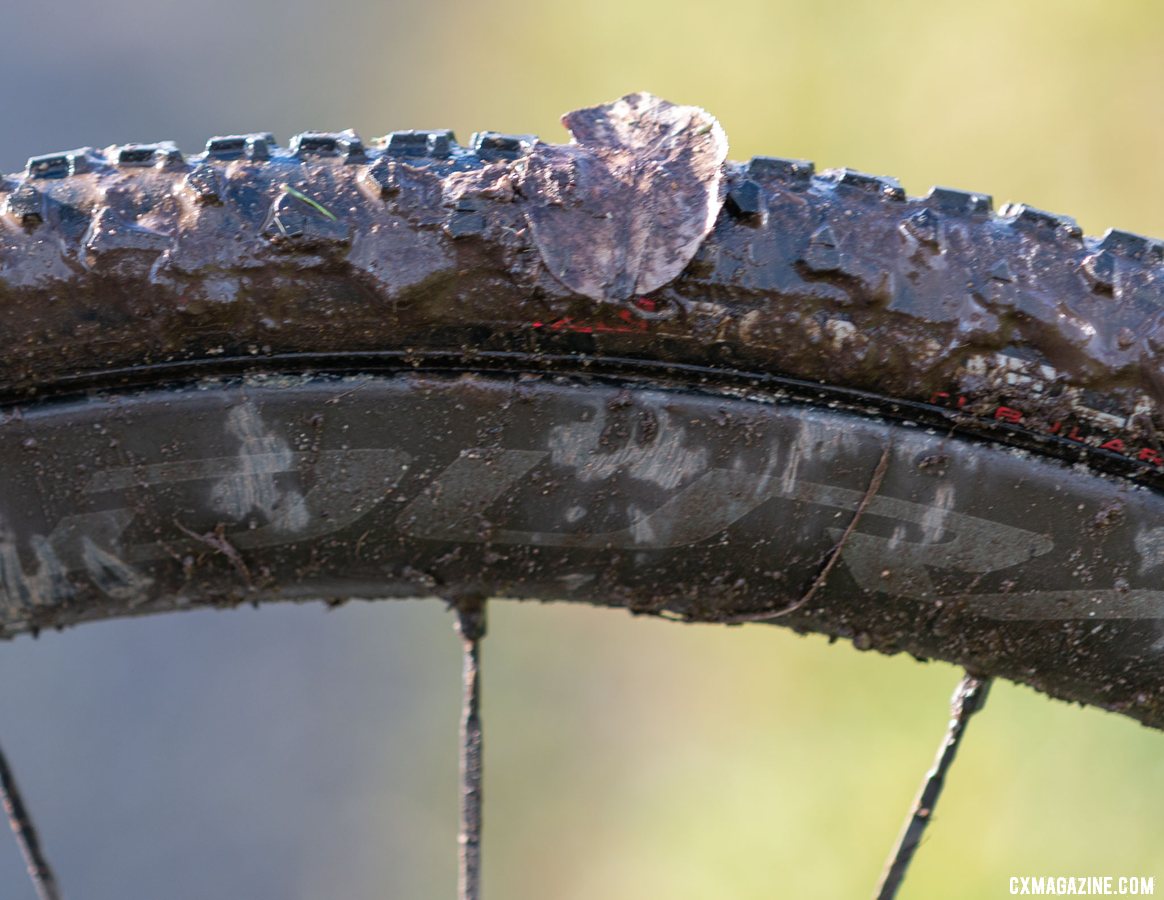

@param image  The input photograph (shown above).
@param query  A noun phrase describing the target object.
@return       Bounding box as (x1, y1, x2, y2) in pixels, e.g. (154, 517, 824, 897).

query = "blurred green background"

(1, 0, 1163, 897)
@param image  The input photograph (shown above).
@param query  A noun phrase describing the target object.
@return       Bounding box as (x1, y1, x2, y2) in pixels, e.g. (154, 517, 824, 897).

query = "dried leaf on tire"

(517, 92, 728, 302)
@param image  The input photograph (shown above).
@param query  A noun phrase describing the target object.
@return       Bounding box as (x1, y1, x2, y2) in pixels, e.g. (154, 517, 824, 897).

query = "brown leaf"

(517, 92, 728, 302)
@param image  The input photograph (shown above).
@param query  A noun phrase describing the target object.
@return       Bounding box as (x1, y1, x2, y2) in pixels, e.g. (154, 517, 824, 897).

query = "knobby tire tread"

(3, 100, 1164, 729)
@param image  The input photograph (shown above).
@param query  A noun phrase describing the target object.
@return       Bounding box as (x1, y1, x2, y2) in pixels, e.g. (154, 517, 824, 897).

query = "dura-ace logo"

(1, 440, 1161, 621)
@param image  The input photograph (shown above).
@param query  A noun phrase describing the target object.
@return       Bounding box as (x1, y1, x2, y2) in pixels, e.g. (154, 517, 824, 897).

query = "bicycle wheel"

(1, 91, 1162, 895)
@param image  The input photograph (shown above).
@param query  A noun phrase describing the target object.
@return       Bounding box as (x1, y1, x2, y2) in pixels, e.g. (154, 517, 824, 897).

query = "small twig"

(173, 520, 252, 586)
(0, 740, 62, 900)
(874, 672, 993, 900)
(453, 597, 486, 900)
(725, 444, 891, 623)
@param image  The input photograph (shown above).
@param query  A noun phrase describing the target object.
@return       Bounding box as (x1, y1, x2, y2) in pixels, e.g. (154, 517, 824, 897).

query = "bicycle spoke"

(454, 599, 486, 900)
(0, 740, 61, 900)
(874, 672, 992, 900)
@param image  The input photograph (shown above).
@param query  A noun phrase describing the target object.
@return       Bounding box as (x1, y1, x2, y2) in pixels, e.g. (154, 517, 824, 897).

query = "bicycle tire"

(2, 92, 1163, 730)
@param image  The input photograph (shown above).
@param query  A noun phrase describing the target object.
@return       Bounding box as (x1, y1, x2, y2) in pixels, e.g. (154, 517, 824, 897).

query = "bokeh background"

(1, 1, 1163, 897)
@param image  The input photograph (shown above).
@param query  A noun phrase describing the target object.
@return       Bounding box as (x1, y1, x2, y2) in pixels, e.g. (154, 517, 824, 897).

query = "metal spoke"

(454, 598, 486, 900)
(874, 672, 992, 900)
(0, 740, 61, 900)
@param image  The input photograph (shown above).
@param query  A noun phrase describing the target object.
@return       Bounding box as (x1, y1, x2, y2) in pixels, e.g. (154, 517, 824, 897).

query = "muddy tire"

(2, 94, 1164, 729)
